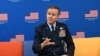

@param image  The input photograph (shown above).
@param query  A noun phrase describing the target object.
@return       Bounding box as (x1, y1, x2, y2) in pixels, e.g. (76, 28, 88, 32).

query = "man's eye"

(52, 14, 56, 16)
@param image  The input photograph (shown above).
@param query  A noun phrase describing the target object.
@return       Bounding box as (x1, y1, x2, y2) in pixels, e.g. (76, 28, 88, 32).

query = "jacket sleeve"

(64, 24, 75, 56)
(32, 26, 43, 54)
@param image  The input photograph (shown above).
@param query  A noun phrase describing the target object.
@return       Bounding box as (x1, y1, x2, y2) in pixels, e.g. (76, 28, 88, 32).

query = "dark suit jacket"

(32, 22, 75, 56)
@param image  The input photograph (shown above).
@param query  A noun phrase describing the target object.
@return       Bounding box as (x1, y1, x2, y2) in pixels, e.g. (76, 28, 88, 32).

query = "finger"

(45, 38, 51, 42)
(43, 38, 49, 42)
(43, 38, 51, 44)
(49, 42, 55, 45)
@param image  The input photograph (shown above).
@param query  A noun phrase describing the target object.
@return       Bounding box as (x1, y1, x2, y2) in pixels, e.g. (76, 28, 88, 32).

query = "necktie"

(51, 25, 54, 32)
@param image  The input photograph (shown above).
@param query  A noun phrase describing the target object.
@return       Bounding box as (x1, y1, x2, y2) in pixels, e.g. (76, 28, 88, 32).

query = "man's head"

(46, 5, 60, 25)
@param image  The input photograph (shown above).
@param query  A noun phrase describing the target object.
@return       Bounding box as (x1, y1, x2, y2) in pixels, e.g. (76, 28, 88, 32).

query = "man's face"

(46, 8, 59, 25)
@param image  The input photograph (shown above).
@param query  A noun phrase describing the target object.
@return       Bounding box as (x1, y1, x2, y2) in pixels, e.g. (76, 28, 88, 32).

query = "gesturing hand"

(41, 38, 55, 49)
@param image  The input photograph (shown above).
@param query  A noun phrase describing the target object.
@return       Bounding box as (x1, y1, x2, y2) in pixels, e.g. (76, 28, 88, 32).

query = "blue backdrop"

(0, 0, 100, 41)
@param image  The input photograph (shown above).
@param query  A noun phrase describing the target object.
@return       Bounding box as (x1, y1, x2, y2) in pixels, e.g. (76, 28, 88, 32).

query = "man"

(32, 5, 75, 56)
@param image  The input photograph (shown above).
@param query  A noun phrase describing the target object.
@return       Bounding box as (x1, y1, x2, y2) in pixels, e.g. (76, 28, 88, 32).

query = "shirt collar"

(47, 22, 56, 31)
